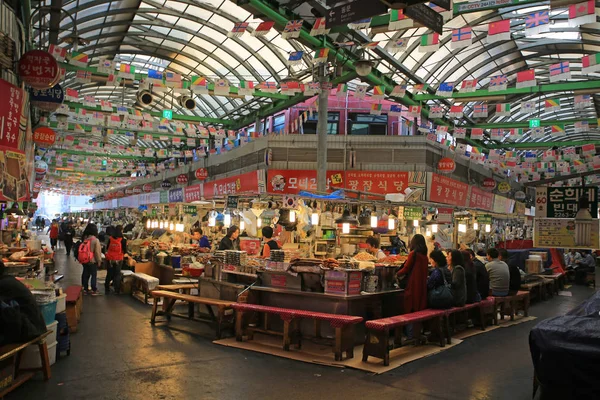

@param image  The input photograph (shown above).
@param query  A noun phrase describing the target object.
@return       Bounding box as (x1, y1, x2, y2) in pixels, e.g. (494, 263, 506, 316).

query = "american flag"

(525, 11, 549, 30)
(165, 71, 181, 82)
(574, 94, 591, 109)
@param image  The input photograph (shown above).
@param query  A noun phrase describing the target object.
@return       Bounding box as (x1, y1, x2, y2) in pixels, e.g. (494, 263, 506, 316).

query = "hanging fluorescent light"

(371, 215, 378, 228)
(208, 216, 216, 227)
(458, 223, 467, 233)
(159, 220, 164, 229)
(426, 229, 431, 237)
(311, 212, 319, 225)
(146, 219, 151, 229)
(413, 219, 419, 227)
(432, 224, 438, 233)
(342, 222, 350, 234)
(485, 224, 491, 233)
(289, 210, 296, 223)
(240, 220, 245, 231)
(224, 213, 231, 227)
(169, 220, 175, 231)
(473, 221, 479, 231)
(388, 217, 395, 230)
(257, 217, 262, 227)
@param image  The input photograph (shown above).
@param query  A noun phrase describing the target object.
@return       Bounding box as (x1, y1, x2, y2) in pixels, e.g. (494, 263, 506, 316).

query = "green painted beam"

(487, 140, 600, 149)
(413, 80, 600, 102)
(469, 117, 599, 129)
(48, 149, 155, 160)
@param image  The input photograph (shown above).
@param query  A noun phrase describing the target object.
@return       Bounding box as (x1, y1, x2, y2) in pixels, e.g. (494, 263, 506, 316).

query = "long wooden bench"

(150, 290, 233, 338)
(232, 303, 363, 361)
(0, 331, 52, 398)
(363, 309, 446, 366)
(65, 286, 82, 333)
(155, 284, 198, 311)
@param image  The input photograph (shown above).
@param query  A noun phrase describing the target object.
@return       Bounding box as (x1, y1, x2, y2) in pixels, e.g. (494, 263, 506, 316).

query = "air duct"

(178, 95, 196, 110)
(137, 90, 154, 107)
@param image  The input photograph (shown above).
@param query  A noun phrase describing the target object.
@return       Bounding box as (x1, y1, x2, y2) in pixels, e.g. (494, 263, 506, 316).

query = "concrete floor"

(9, 245, 595, 400)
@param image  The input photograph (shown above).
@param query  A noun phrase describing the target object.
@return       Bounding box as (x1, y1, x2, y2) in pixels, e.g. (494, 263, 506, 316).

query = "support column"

(316, 67, 329, 192)
(255, 115, 262, 136)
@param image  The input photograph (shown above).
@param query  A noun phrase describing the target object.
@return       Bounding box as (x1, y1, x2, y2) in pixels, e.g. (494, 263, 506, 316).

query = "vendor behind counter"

(260, 226, 280, 259)
(366, 236, 386, 261)
(219, 226, 240, 251)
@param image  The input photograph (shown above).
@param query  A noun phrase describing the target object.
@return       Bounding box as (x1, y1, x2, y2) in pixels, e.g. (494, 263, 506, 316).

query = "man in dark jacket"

(0, 262, 47, 345)
(467, 249, 489, 299)
(499, 249, 522, 295)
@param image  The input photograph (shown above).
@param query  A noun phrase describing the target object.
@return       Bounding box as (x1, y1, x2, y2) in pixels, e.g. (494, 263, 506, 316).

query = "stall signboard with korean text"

(18, 50, 59, 90)
(0, 80, 24, 150)
(493, 195, 515, 214)
(159, 190, 168, 203)
(184, 184, 201, 203)
(183, 205, 198, 215)
(168, 188, 183, 203)
(202, 170, 262, 198)
(437, 157, 456, 174)
(29, 84, 64, 112)
(478, 215, 492, 225)
(534, 218, 600, 250)
(268, 170, 331, 194)
(195, 168, 208, 181)
(437, 208, 453, 224)
(227, 196, 239, 209)
(340, 171, 409, 198)
(428, 173, 469, 207)
(535, 186, 598, 218)
(0, 147, 29, 201)
(468, 186, 494, 210)
(403, 207, 423, 220)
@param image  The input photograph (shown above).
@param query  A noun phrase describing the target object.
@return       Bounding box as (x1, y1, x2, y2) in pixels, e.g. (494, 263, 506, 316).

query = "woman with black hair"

(447, 250, 467, 307)
(260, 226, 280, 259)
(219, 226, 240, 251)
(396, 234, 429, 315)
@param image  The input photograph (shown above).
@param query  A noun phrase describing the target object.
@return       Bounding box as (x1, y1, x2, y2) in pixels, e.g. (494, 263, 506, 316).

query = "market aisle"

(11, 249, 595, 400)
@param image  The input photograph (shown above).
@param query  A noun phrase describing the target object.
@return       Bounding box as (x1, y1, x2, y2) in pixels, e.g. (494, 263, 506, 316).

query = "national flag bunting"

(213, 79, 230, 95)
(370, 103, 383, 116)
(551, 124, 566, 137)
(525, 11, 550, 36)
(496, 103, 511, 117)
(545, 99, 560, 112)
(165, 71, 182, 88)
(471, 128, 484, 140)
(436, 82, 455, 97)
(387, 38, 408, 53)
(413, 83, 428, 92)
(391, 85, 407, 97)
(449, 105, 464, 118)
(147, 69, 163, 84)
(430, 106, 444, 119)
(303, 82, 320, 96)
(473, 103, 488, 118)
(282, 20, 303, 40)
(521, 101, 536, 113)
(348, 18, 372, 30)
(530, 127, 545, 139)
(454, 127, 467, 138)
(372, 85, 385, 100)
(313, 48, 329, 64)
(388, 9, 413, 30)
(489, 74, 508, 91)
(435, 125, 449, 134)
(69, 51, 89, 67)
(336, 84, 348, 99)
(419, 33, 440, 53)
(582, 143, 596, 156)
(461, 79, 477, 92)
(574, 94, 592, 109)
(516, 69, 536, 89)
(75, 70, 92, 83)
(310, 17, 329, 36)
(191, 76, 208, 94)
(407, 105, 421, 117)
(487, 20, 511, 43)
(65, 88, 78, 101)
(575, 121, 589, 133)
(238, 80, 254, 96)
(49, 44, 67, 62)
(490, 129, 504, 141)
(287, 51, 304, 66)
(228, 22, 249, 38)
(451, 27, 472, 49)
(100, 100, 112, 111)
(389, 105, 403, 116)
(252, 21, 274, 37)
(549, 61, 571, 82)
(582, 53, 600, 73)
(84, 95, 96, 107)
(258, 81, 278, 93)
(119, 64, 135, 78)
(106, 74, 121, 87)
(98, 57, 115, 74)
(569, 0, 596, 26)
(355, 85, 368, 99)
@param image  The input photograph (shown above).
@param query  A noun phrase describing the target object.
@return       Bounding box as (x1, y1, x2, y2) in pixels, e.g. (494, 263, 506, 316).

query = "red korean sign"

(0, 79, 24, 150)
(481, 177, 497, 191)
(468, 186, 494, 211)
(18, 50, 59, 90)
(142, 183, 153, 193)
(184, 184, 201, 203)
(203, 170, 260, 198)
(437, 157, 456, 174)
(195, 168, 208, 181)
(428, 173, 469, 207)
(437, 207, 454, 224)
(334, 171, 410, 198)
(33, 127, 56, 146)
(267, 170, 340, 194)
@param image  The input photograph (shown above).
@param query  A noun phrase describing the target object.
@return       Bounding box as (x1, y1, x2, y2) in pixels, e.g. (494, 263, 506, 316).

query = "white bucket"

(26, 240, 42, 251)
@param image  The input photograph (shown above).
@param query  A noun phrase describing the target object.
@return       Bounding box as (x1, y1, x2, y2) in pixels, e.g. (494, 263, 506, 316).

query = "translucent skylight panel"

(169, 28, 193, 42)
(190, 36, 217, 53)
(209, 14, 235, 31)
(148, 24, 171, 36)
(156, 13, 180, 26)
(223, 40, 252, 61)
(198, 26, 227, 43)
(164, 0, 188, 12)
(218, 0, 251, 19)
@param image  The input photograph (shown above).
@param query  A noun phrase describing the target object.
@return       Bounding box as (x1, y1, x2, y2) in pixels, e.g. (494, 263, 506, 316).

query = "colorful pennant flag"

(165, 71, 182, 88)
(461, 79, 478, 93)
(451, 27, 472, 49)
(471, 128, 484, 140)
(372, 85, 385, 100)
(75, 70, 92, 83)
(355, 84, 368, 99)
(282, 20, 303, 40)
(551, 124, 566, 137)
(549, 61, 571, 82)
(407, 105, 421, 117)
(118, 63, 135, 78)
(106, 74, 121, 87)
(516, 69, 536, 89)
(530, 126, 545, 139)
(545, 99, 560, 112)
(147, 69, 163, 85)
(65, 88, 79, 101)
(49, 44, 67, 62)
(252, 21, 274, 37)
(569, 0, 596, 26)
(335, 84, 348, 99)
(313, 48, 329, 64)
(496, 103, 511, 117)
(524, 11, 550, 36)
(521, 101, 536, 113)
(361, 41, 380, 49)
(387, 38, 409, 53)
(83, 95, 95, 107)
(238, 80, 254, 96)
(303, 82, 320, 96)
(582, 53, 600, 73)
(487, 20, 511, 43)
(413, 83, 428, 92)
(430, 106, 444, 119)
(310, 17, 329, 36)
(191, 76, 208, 94)
(348, 18, 372, 29)
(389, 105, 403, 116)
(582, 143, 596, 156)
(388, 9, 414, 30)
(213, 79, 230, 95)
(454, 127, 467, 138)
(69, 51, 89, 67)
(287, 51, 304, 66)
(436, 82, 455, 97)
(390, 85, 407, 97)
(448, 105, 464, 118)
(435, 125, 449, 134)
(473, 103, 488, 118)
(575, 121, 589, 133)
(370, 103, 382, 116)
(489, 74, 508, 91)
(100, 100, 112, 112)
(228, 22, 249, 38)
(490, 129, 504, 141)
(419, 33, 440, 53)
(574, 94, 592, 109)
(258, 81, 278, 93)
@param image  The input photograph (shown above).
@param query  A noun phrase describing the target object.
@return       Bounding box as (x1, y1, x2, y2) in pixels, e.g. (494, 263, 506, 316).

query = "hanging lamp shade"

(335, 209, 358, 225)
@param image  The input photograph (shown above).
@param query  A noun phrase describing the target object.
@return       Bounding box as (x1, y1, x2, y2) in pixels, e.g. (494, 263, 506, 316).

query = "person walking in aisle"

(79, 223, 103, 296)
(63, 221, 75, 257)
(104, 225, 126, 294)
(47, 219, 59, 251)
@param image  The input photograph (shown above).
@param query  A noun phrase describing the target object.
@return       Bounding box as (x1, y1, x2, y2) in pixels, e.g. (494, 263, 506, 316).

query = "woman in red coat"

(396, 234, 429, 337)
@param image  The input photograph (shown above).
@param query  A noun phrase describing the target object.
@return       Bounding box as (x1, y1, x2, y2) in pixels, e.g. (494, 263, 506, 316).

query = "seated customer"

(461, 250, 479, 303)
(486, 248, 510, 297)
(260, 226, 280, 259)
(498, 248, 521, 295)
(427, 250, 453, 309)
(467, 249, 489, 300)
(447, 250, 467, 307)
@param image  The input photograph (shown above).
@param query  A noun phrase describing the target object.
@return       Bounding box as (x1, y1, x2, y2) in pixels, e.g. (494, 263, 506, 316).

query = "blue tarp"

(298, 190, 345, 200)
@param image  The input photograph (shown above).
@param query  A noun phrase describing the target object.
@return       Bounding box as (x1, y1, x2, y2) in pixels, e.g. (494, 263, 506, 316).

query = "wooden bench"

(132, 273, 160, 304)
(520, 281, 543, 302)
(232, 303, 363, 362)
(150, 290, 233, 338)
(0, 331, 52, 398)
(478, 297, 497, 329)
(535, 273, 565, 293)
(363, 309, 446, 366)
(497, 291, 531, 321)
(156, 284, 199, 312)
(541, 279, 555, 300)
(65, 286, 82, 333)
(444, 302, 481, 341)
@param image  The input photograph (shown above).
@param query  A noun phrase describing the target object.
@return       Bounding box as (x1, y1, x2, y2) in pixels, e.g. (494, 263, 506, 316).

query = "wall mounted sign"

(481, 178, 497, 191)
(18, 50, 59, 89)
(497, 181, 511, 194)
(535, 186, 598, 218)
(33, 127, 56, 146)
(30, 84, 64, 112)
(437, 157, 456, 174)
(195, 168, 208, 181)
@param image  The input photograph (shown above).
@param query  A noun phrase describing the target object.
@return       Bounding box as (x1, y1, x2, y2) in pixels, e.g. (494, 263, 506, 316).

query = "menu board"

(533, 218, 600, 249)
(536, 186, 598, 218)
(427, 173, 469, 207)
(468, 186, 494, 211)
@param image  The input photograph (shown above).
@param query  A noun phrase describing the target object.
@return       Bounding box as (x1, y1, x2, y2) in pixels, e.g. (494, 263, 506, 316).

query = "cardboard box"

(526, 259, 543, 274)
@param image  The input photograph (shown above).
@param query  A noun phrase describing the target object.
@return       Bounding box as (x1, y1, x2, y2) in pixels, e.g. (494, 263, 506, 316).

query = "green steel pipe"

(49, 148, 155, 160)
(487, 140, 600, 150)
(21, 0, 32, 49)
(469, 118, 599, 129)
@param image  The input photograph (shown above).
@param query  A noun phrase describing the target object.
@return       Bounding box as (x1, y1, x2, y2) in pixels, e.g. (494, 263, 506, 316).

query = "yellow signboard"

(533, 218, 600, 250)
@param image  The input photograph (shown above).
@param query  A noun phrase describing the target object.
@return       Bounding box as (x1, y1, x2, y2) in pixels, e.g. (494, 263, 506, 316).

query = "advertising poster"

(534, 218, 600, 249)
(427, 173, 469, 207)
(535, 186, 598, 218)
(0, 146, 28, 201)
